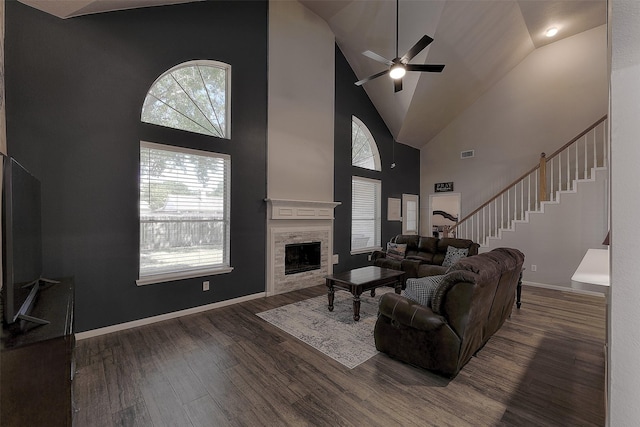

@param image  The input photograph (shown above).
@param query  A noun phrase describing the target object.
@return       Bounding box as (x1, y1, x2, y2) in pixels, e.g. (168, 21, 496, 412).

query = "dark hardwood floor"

(74, 285, 606, 426)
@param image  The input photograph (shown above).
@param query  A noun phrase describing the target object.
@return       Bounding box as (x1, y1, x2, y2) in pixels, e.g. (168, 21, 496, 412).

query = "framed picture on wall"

(387, 197, 401, 221)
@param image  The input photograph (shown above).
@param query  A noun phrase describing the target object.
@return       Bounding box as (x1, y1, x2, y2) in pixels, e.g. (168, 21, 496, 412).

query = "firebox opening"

(285, 242, 321, 275)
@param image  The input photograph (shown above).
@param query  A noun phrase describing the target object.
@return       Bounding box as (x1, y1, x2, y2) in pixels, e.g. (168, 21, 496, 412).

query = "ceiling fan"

(355, 0, 445, 93)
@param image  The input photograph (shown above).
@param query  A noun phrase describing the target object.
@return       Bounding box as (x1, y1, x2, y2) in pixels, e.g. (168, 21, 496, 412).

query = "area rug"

(257, 288, 393, 369)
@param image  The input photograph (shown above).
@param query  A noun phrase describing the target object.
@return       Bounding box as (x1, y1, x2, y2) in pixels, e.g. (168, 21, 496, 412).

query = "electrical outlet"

(368, 254, 372, 261)
(531, 265, 537, 272)
(332, 254, 339, 264)
(203, 281, 210, 291)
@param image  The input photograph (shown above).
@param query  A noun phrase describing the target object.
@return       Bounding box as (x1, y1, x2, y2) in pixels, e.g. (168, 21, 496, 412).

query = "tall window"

(351, 176, 381, 253)
(352, 116, 381, 171)
(138, 142, 231, 285)
(402, 194, 419, 235)
(141, 60, 231, 139)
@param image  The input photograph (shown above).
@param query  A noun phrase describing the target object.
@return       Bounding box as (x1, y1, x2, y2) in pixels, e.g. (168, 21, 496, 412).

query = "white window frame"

(351, 176, 382, 254)
(351, 116, 381, 171)
(137, 141, 232, 286)
(141, 60, 231, 139)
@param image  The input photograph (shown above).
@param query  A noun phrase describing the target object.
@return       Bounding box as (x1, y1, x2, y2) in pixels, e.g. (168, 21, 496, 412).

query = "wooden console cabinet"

(1, 278, 74, 427)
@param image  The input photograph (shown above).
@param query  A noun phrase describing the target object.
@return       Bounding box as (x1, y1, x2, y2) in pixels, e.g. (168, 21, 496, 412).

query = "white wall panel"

(268, 0, 335, 202)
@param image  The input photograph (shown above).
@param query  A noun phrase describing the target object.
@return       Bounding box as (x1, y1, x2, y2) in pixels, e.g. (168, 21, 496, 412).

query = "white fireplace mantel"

(265, 198, 341, 220)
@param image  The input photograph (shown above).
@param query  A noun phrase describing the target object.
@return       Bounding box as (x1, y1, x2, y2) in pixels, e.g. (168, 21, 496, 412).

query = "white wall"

(420, 25, 608, 233)
(609, 1, 640, 424)
(267, 0, 335, 202)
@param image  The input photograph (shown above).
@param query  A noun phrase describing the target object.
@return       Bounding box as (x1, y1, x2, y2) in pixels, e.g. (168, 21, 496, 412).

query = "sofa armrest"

(371, 250, 387, 262)
(378, 293, 446, 332)
(399, 259, 421, 278)
(417, 264, 448, 277)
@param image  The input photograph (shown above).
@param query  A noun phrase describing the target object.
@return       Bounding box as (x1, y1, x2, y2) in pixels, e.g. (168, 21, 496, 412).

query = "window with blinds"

(138, 141, 231, 285)
(351, 176, 381, 253)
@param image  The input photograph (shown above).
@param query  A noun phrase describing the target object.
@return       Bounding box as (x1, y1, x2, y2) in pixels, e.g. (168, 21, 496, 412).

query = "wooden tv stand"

(1, 277, 75, 427)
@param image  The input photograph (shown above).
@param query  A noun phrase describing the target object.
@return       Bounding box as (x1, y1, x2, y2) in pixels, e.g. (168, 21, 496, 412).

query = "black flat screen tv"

(1, 155, 46, 327)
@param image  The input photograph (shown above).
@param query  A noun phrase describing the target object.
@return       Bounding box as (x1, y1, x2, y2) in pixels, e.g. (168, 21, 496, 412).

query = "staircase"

(451, 116, 608, 248)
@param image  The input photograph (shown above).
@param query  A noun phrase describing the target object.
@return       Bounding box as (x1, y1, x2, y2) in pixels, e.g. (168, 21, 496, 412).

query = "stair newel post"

(539, 152, 547, 202)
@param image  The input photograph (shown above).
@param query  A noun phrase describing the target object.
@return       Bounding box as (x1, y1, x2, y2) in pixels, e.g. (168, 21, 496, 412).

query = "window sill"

(350, 247, 382, 256)
(136, 267, 234, 286)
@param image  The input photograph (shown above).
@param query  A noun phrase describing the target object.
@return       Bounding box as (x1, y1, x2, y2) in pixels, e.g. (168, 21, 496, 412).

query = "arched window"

(141, 60, 231, 138)
(351, 116, 381, 171)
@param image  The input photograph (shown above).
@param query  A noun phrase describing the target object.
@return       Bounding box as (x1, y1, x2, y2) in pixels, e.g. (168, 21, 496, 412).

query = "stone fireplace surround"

(265, 199, 340, 296)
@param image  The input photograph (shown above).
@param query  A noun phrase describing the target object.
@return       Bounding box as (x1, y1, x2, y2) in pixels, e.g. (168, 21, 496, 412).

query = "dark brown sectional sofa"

(372, 234, 481, 279)
(374, 247, 525, 377)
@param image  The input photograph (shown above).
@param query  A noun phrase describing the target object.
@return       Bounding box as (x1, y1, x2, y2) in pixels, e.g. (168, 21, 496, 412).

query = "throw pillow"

(442, 246, 469, 267)
(386, 242, 407, 260)
(403, 274, 445, 308)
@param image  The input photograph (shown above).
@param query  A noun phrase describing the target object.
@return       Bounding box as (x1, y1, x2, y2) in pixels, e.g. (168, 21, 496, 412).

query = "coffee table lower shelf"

(325, 266, 405, 321)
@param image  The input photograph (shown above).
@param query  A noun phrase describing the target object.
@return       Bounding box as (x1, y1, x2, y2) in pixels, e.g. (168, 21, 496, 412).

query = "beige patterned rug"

(257, 288, 393, 369)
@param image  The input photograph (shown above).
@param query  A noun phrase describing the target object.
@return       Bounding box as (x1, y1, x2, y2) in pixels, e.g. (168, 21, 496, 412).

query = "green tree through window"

(139, 142, 231, 284)
(142, 60, 231, 138)
(352, 116, 381, 171)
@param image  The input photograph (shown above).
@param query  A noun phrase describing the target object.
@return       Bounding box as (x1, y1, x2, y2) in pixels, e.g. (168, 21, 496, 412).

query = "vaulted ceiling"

(19, 0, 606, 149)
(300, 0, 606, 148)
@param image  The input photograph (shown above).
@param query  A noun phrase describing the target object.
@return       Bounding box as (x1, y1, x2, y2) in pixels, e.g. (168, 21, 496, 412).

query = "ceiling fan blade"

(400, 35, 434, 63)
(394, 78, 403, 93)
(406, 64, 445, 73)
(362, 50, 393, 66)
(355, 69, 390, 86)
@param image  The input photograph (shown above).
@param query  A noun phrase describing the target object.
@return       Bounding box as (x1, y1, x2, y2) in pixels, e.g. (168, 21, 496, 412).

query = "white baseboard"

(75, 291, 267, 340)
(522, 281, 607, 297)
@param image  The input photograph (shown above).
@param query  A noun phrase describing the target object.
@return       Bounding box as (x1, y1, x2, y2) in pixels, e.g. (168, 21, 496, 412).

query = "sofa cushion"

(418, 236, 438, 254)
(403, 274, 445, 307)
(386, 242, 407, 260)
(442, 246, 469, 267)
(393, 234, 419, 248)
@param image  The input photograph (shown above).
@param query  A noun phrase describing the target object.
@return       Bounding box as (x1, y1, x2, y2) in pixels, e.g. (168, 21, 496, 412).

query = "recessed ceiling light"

(545, 27, 559, 38)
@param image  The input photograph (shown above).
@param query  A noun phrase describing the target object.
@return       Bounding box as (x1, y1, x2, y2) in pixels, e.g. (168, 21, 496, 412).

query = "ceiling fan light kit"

(355, 0, 445, 93)
(389, 63, 406, 79)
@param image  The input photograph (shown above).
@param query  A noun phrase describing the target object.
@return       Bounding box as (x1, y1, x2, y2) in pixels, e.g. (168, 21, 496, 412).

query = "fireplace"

(285, 242, 321, 275)
(265, 199, 341, 295)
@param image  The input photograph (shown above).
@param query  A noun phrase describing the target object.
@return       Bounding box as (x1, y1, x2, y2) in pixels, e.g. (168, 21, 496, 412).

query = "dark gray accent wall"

(5, 1, 268, 332)
(333, 46, 420, 273)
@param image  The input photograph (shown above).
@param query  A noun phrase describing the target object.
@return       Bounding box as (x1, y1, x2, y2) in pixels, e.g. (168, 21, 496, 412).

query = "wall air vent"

(460, 150, 475, 159)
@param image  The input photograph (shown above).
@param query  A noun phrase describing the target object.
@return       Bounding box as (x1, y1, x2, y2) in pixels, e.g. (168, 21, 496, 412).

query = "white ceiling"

(20, 0, 606, 149)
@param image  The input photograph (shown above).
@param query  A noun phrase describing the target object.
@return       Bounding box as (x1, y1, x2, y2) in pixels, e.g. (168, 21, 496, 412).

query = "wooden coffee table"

(325, 266, 405, 321)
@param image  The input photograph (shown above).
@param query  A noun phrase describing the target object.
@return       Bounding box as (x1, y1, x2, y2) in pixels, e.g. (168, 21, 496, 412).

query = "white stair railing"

(451, 116, 608, 245)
